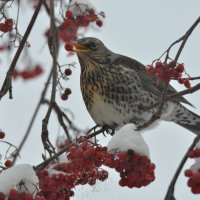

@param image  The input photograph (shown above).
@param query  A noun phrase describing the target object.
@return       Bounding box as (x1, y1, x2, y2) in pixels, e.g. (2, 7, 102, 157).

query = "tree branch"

(41, 0, 59, 155)
(164, 136, 200, 200)
(0, 0, 44, 100)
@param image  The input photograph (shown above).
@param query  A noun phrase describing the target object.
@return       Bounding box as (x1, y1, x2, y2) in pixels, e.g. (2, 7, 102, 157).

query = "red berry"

(61, 93, 68, 100)
(0, 192, 5, 199)
(64, 43, 73, 51)
(163, 63, 170, 70)
(185, 169, 193, 177)
(96, 19, 103, 27)
(168, 61, 176, 68)
(184, 78, 191, 89)
(176, 64, 184, 73)
(173, 71, 181, 79)
(188, 150, 196, 158)
(178, 78, 184, 84)
(5, 19, 14, 26)
(0, 131, 5, 139)
(64, 88, 72, 95)
(65, 18, 72, 27)
(65, 68, 72, 76)
(9, 188, 18, 198)
(5, 160, 13, 168)
(66, 10, 73, 18)
(155, 61, 163, 69)
(147, 65, 156, 75)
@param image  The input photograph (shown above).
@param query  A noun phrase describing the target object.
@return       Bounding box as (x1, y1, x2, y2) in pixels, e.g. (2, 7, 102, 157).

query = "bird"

(73, 37, 200, 134)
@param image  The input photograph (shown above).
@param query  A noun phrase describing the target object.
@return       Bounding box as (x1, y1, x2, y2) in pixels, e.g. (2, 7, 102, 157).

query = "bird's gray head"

(73, 37, 112, 65)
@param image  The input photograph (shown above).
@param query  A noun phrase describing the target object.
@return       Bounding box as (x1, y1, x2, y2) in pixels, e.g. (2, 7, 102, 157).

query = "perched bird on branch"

(73, 37, 200, 134)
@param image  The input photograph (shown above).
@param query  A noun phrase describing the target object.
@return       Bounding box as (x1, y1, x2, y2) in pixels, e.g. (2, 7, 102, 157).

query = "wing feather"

(112, 56, 193, 106)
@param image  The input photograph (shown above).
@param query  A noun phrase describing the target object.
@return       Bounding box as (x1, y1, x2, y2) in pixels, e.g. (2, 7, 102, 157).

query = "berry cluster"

(37, 137, 109, 199)
(107, 150, 155, 188)
(60, 9, 104, 43)
(13, 64, 43, 80)
(0, 130, 5, 139)
(61, 88, 72, 101)
(0, 19, 14, 33)
(185, 148, 200, 194)
(185, 169, 200, 194)
(37, 169, 74, 200)
(0, 188, 45, 200)
(147, 61, 191, 88)
(0, 136, 156, 199)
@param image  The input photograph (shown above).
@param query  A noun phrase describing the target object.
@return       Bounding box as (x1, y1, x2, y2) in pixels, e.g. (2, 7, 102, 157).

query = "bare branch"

(41, 0, 59, 155)
(164, 136, 200, 200)
(0, 0, 44, 100)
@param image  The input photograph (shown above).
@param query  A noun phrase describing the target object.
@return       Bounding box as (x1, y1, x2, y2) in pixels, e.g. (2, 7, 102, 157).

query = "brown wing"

(112, 55, 193, 106)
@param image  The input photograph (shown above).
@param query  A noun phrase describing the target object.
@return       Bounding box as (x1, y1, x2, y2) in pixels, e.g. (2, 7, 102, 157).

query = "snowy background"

(1, 0, 200, 199)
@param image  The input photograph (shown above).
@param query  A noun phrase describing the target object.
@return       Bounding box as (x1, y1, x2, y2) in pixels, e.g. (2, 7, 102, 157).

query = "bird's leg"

(103, 125, 115, 136)
(86, 124, 101, 135)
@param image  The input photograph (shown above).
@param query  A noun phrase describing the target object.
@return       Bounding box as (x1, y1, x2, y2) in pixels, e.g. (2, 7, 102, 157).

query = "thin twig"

(34, 145, 69, 172)
(0, 0, 44, 100)
(52, 102, 71, 141)
(174, 16, 200, 62)
(164, 136, 200, 200)
(41, 0, 58, 155)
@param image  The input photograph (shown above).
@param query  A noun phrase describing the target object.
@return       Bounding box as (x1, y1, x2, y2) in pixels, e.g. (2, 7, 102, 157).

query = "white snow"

(0, 164, 38, 195)
(107, 123, 150, 158)
(191, 160, 200, 172)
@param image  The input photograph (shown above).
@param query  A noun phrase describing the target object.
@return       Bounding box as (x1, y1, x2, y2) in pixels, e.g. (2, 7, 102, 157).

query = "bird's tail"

(173, 105, 200, 135)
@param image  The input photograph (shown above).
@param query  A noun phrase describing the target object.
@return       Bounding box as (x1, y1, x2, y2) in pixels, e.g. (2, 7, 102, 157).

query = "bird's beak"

(72, 42, 88, 53)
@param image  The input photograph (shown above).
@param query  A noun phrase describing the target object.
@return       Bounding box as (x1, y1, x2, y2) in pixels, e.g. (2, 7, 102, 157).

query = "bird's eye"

(88, 42, 98, 50)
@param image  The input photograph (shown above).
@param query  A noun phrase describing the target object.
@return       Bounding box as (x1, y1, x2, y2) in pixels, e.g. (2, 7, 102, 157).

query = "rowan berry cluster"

(59, 6, 104, 52)
(147, 61, 191, 88)
(0, 135, 156, 199)
(37, 137, 109, 199)
(60, 8, 104, 43)
(0, 189, 41, 200)
(0, 19, 14, 33)
(13, 65, 43, 80)
(107, 150, 155, 188)
(185, 148, 200, 194)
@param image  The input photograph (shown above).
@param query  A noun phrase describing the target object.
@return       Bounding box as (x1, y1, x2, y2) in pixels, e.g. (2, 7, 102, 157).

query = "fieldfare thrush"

(74, 37, 200, 134)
